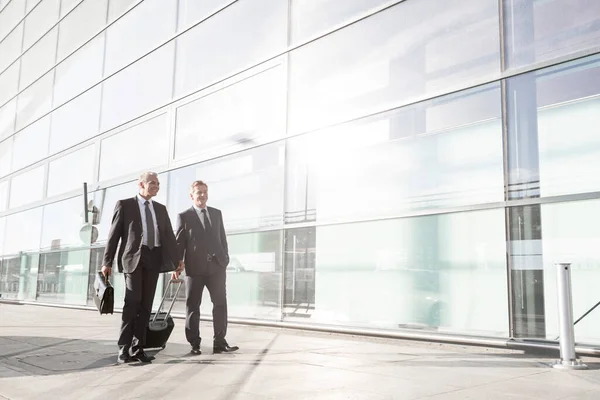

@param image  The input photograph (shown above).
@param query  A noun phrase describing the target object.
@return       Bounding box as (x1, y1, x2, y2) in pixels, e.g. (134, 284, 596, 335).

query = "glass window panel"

(60, 0, 80, 17)
(104, 0, 176, 77)
(4, 207, 43, 253)
(15, 70, 53, 130)
(99, 113, 169, 181)
(22, 0, 60, 50)
(0, 21, 23, 72)
(9, 165, 44, 208)
(286, 84, 503, 224)
(41, 196, 88, 249)
(0, 252, 39, 300)
(53, 33, 104, 106)
(101, 43, 174, 131)
(0, 179, 7, 211)
(0, 62, 19, 105)
(175, 66, 286, 161)
(541, 199, 600, 345)
(167, 142, 285, 232)
(0, 99, 17, 140)
(47, 145, 95, 197)
(56, 0, 107, 62)
(290, 0, 390, 44)
(26, 0, 42, 12)
(0, 217, 5, 254)
(174, 0, 287, 97)
(107, 0, 137, 23)
(19, 26, 58, 90)
(0, 0, 26, 42)
(176, 0, 232, 31)
(37, 249, 90, 305)
(504, 0, 600, 70)
(0, 137, 12, 178)
(288, 0, 501, 134)
(49, 86, 101, 154)
(290, 209, 508, 336)
(11, 115, 50, 171)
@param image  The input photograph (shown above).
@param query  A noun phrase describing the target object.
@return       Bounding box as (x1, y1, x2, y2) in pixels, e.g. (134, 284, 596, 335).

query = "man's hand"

(171, 260, 184, 280)
(101, 265, 112, 278)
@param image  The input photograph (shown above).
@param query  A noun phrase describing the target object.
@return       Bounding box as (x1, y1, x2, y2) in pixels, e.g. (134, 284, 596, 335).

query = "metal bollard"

(551, 263, 587, 370)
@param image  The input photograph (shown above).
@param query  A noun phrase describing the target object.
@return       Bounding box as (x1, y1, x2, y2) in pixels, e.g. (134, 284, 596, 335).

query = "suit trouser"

(118, 246, 161, 350)
(185, 265, 228, 347)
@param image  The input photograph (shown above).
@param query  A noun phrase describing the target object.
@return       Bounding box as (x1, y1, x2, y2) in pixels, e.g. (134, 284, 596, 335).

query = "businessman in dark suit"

(101, 171, 183, 364)
(174, 180, 239, 355)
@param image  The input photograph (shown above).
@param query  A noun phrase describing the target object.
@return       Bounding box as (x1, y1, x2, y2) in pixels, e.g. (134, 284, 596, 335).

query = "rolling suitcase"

(145, 278, 183, 350)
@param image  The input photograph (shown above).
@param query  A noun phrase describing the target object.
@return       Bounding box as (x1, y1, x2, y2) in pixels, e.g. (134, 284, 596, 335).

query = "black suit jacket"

(175, 206, 229, 276)
(102, 197, 179, 273)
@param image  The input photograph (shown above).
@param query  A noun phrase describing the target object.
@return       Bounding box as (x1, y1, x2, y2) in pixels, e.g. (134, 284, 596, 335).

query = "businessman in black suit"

(101, 171, 183, 364)
(174, 180, 239, 355)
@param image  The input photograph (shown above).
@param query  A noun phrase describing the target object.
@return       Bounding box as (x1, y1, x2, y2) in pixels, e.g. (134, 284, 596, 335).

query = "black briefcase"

(93, 272, 114, 315)
(146, 278, 183, 349)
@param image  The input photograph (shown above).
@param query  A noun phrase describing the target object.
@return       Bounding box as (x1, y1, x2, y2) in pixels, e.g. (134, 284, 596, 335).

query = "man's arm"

(101, 200, 124, 276)
(163, 208, 183, 271)
(219, 210, 229, 264)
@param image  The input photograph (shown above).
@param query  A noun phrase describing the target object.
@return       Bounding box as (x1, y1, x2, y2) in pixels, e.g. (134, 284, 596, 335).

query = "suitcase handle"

(152, 278, 183, 323)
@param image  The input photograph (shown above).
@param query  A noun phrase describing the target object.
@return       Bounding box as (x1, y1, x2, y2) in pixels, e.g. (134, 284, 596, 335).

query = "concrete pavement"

(1, 303, 600, 399)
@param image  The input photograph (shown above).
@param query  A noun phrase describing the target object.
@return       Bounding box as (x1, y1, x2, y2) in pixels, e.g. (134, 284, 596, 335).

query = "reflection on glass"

(22, 0, 60, 50)
(0, 20, 23, 72)
(503, 0, 600, 69)
(4, 207, 42, 254)
(168, 142, 285, 232)
(177, 0, 232, 31)
(15, 71, 53, 131)
(541, 199, 600, 345)
(0, 62, 19, 105)
(0, 99, 17, 140)
(174, 0, 287, 97)
(0, 180, 7, 212)
(99, 113, 169, 181)
(104, 0, 176, 77)
(9, 166, 44, 208)
(288, 0, 500, 134)
(286, 84, 503, 224)
(290, 0, 390, 44)
(168, 230, 282, 320)
(19, 26, 58, 90)
(56, 0, 107, 62)
(41, 196, 89, 250)
(11, 115, 50, 171)
(283, 228, 315, 319)
(49, 86, 101, 154)
(101, 43, 175, 131)
(47, 146, 95, 197)
(37, 249, 90, 305)
(0, 252, 39, 300)
(53, 34, 105, 107)
(297, 209, 507, 335)
(175, 66, 286, 161)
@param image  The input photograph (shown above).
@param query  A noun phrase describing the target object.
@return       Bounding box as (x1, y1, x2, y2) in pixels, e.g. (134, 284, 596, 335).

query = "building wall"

(0, 0, 600, 344)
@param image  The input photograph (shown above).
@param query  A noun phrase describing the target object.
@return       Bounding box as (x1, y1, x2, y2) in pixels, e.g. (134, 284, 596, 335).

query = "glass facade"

(0, 0, 599, 345)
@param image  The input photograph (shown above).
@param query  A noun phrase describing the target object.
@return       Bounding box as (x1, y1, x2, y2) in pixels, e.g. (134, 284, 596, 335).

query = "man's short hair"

(190, 180, 208, 193)
(139, 171, 158, 183)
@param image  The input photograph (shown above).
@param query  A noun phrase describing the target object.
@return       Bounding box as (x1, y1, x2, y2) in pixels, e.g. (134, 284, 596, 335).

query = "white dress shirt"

(192, 205, 212, 229)
(137, 194, 161, 247)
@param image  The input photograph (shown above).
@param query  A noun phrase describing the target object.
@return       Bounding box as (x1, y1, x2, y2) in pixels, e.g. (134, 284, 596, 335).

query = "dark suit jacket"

(175, 206, 229, 276)
(102, 197, 179, 273)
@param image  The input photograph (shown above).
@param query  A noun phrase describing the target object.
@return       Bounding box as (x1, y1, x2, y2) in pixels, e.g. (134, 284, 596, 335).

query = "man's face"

(190, 184, 208, 208)
(139, 175, 160, 198)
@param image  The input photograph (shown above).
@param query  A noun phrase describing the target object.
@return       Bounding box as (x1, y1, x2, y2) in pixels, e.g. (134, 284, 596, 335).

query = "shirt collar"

(137, 194, 152, 205)
(192, 204, 208, 213)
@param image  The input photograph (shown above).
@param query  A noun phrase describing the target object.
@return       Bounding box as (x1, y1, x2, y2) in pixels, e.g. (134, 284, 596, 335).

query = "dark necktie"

(201, 209, 212, 232)
(145, 201, 155, 249)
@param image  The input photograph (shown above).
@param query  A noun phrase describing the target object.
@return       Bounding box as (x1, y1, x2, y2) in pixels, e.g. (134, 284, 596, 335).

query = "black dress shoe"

(190, 346, 201, 355)
(131, 349, 153, 363)
(117, 346, 132, 364)
(213, 342, 239, 354)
